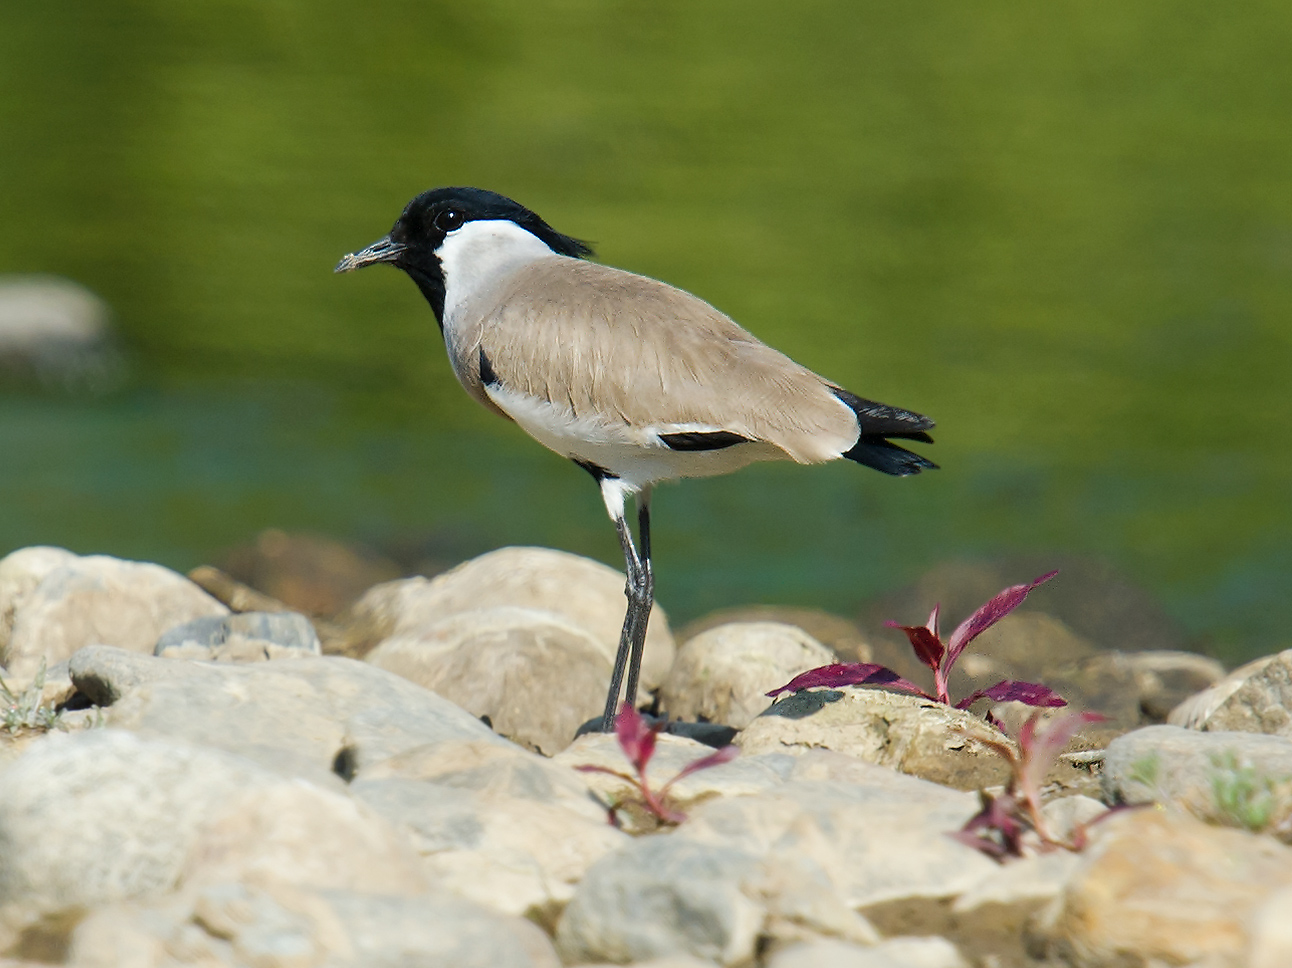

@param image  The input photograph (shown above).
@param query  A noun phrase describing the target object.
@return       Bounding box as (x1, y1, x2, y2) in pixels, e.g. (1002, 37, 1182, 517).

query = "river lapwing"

(337, 187, 936, 731)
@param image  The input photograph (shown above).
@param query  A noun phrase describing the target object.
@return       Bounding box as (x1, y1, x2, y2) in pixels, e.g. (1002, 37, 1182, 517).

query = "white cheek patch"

(437, 220, 554, 324)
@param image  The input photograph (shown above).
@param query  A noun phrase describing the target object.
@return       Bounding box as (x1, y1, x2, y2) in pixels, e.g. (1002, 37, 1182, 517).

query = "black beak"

(334, 235, 406, 273)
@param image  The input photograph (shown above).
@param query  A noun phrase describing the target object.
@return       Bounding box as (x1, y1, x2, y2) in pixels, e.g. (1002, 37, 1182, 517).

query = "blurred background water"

(0, 1, 1288, 663)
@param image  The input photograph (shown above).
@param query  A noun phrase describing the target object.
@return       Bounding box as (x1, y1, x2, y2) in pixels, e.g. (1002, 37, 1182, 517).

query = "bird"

(336, 187, 936, 732)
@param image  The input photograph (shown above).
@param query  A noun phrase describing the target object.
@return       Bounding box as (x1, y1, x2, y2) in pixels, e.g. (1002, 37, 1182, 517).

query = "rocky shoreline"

(1, 543, 1290, 967)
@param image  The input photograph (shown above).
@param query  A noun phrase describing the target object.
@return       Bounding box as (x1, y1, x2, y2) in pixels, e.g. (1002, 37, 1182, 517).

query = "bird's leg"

(622, 488, 654, 714)
(598, 478, 654, 732)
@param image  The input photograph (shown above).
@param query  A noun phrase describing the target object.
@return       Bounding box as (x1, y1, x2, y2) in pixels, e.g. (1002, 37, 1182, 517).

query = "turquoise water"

(1, 2, 1289, 660)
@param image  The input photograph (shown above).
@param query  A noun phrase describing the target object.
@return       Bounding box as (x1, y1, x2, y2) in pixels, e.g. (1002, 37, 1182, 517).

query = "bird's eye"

(434, 209, 465, 233)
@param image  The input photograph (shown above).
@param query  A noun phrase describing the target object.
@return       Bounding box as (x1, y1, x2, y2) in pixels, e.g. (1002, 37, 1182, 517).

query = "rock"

(767, 937, 968, 968)
(155, 611, 321, 662)
(1102, 724, 1292, 832)
(1248, 885, 1292, 968)
(578, 958, 717, 968)
(217, 529, 401, 618)
(952, 850, 1082, 915)
(737, 688, 1012, 790)
(1, 554, 228, 680)
(353, 740, 627, 920)
(68, 646, 510, 785)
(1040, 795, 1109, 845)
(338, 546, 675, 688)
(678, 606, 873, 664)
(676, 765, 998, 908)
(1120, 649, 1226, 722)
(365, 607, 611, 754)
(555, 838, 763, 965)
(556, 836, 874, 966)
(0, 730, 425, 913)
(1034, 808, 1292, 967)
(65, 882, 561, 968)
(180, 781, 427, 895)
(1169, 649, 1292, 737)
(660, 622, 837, 729)
(0, 547, 79, 654)
(0, 276, 123, 391)
(1170, 653, 1276, 728)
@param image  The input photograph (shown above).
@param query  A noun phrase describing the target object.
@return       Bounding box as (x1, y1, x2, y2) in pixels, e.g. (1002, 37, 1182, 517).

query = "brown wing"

(466, 258, 859, 463)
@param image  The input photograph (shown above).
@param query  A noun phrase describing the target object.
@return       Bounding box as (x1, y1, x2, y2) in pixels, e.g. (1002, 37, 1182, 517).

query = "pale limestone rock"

(3, 555, 227, 679)
(65, 881, 561, 968)
(352, 739, 629, 920)
(1040, 794, 1110, 845)
(0, 546, 79, 656)
(676, 768, 996, 909)
(951, 850, 1082, 914)
(1169, 653, 1278, 729)
(1035, 808, 1292, 967)
(1102, 724, 1292, 830)
(577, 958, 718, 968)
(554, 838, 761, 966)
(68, 646, 510, 786)
(181, 782, 426, 896)
(1248, 885, 1292, 968)
(342, 546, 675, 688)
(678, 605, 874, 663)
(365, 607, 611, 754)
(738, 688, 1012, 790)
(660, 622, 837, 729)
(0, 730, 425, 913)
(767, 937, 968, 968)
(154, 611, 321, 662)
(1170, 649, 1292, 737)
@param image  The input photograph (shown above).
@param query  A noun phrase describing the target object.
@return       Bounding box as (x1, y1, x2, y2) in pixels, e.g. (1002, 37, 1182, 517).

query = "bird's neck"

(437, 220, 558, 328)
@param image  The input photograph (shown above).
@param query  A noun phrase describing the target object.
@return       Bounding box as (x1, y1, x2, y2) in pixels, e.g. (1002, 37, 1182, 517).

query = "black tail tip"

(843, 435, 938, 476)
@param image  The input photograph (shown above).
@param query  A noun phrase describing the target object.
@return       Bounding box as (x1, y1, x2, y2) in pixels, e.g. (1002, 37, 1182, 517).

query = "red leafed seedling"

(767, 571, 1066, 712)
(575, 703, 738, 828)
(954, 709, 1123, 860)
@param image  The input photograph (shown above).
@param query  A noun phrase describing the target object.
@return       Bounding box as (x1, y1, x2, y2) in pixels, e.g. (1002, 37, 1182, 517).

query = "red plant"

(767, 572, 1066, 711)
(953, 709, 1110, 859)
(575, 703, 738, 826)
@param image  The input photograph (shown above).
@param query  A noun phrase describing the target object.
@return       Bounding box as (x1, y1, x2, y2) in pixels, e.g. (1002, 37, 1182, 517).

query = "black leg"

(597, 483, 655, 732)
(622, 494, 654, 713)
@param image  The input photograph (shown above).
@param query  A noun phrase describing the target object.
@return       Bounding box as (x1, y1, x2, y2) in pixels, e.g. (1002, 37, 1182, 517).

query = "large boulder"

(0, 730, 425, 912)
(1, 551, 227, 680)
(68, 646, 510, 785)
(737, 688, 1013, 791)
(1102, 724, 1292, 832)
(1170, 649, 1292, 736)
(336, 546, 675, 688)
(65, 883, 560, 968)
(365, 607, 611, 754)
(353, 738, 628, 921)
(555, 837, 875, 966)
(660, 622, 837, 729)
(1032, 809, 1292, 967)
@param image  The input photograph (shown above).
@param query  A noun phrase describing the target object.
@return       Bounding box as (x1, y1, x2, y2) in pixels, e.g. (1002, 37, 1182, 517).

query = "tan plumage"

(451, 257, 858, 465)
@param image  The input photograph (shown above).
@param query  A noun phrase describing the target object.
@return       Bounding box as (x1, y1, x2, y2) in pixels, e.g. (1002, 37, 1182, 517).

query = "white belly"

(483, 383, 783, 489)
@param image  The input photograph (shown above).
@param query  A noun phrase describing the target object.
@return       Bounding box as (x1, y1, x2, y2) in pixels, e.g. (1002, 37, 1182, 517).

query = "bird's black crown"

(393, 187, 593, 259)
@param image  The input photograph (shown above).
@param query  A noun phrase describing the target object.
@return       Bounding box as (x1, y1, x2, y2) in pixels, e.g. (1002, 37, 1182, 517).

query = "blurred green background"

(1, 1, 1288, 662)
